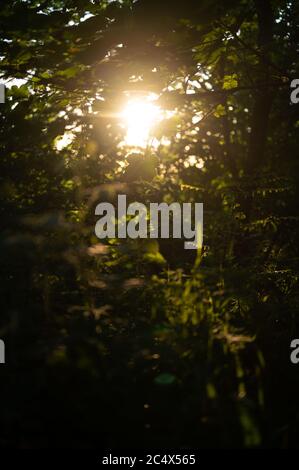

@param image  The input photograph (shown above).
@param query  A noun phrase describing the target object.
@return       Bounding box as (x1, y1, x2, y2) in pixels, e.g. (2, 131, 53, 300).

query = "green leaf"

(154, 373, 176, 385)
(223, 74, 238, 90)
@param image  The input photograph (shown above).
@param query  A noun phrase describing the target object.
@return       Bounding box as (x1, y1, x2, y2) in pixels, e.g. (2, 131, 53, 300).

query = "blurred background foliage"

(1, 0, 299, 448)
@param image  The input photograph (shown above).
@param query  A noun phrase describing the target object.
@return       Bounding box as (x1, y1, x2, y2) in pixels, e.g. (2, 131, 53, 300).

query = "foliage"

(1, 0, 299, 448)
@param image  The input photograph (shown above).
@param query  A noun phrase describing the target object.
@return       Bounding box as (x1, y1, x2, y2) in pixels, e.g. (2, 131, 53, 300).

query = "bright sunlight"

(121, 96, 162, 148)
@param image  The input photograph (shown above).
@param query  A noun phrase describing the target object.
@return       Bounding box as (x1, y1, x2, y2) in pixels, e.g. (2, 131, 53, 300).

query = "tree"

(0, 0, 299, 448)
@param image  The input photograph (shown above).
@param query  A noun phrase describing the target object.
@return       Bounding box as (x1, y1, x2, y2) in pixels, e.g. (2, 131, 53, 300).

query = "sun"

(122, 96, 162, 148)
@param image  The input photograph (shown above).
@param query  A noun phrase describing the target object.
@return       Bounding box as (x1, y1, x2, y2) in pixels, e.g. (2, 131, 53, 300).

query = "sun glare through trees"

(121, 96, 162, 148)
(1, 0, 299, 454)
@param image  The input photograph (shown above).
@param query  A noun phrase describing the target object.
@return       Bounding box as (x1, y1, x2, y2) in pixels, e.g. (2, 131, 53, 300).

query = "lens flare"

(122, 97, 161, 147)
